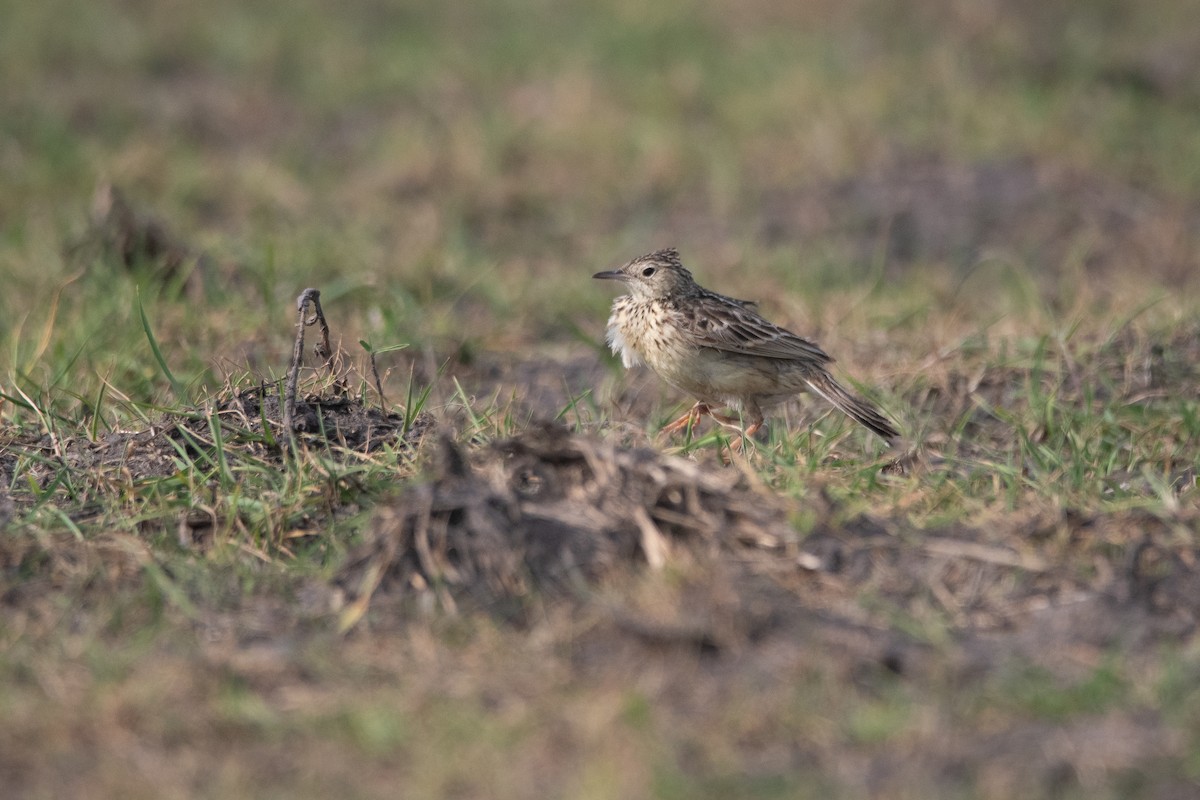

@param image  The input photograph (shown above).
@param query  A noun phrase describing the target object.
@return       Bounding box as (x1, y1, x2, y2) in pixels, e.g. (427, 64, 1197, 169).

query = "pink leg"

(723, 417, 762, 453)
(661, 402, 710, 436)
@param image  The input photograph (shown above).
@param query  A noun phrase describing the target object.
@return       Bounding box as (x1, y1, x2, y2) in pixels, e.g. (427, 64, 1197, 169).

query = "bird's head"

(592, 248, 696, 300)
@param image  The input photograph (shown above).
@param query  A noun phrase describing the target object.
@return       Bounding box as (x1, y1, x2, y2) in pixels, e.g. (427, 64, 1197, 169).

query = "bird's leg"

(726, 415, 764, 454)
(660, 402, 710, 436)
(706, 409, 762, 440)
(707, 409, 744, 430)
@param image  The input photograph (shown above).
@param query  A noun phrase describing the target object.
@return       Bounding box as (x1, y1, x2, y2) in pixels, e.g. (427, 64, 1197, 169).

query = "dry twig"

(283, 288, 334, 440)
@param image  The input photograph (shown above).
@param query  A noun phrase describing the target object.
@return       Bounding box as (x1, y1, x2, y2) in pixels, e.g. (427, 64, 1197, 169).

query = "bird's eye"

(641, 266, 656, 277)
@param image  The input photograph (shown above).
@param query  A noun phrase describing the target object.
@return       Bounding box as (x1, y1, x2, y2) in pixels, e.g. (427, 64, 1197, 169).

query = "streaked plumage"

(594, 248, 899, 445)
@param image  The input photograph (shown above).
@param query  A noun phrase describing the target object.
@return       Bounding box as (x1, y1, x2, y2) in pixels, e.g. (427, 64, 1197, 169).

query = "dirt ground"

(5, 312, 1199, 798)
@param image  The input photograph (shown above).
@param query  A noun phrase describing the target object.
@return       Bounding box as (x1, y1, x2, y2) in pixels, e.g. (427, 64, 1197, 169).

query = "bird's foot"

(730, 420, 763, 454)
(660, 403, 709, 437)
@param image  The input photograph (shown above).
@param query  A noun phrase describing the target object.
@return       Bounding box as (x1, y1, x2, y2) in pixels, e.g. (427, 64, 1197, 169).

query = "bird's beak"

(592, 270, 626, 281)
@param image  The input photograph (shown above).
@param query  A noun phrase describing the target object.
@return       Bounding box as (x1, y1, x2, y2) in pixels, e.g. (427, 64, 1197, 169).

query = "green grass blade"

(136, 288, 184, 401)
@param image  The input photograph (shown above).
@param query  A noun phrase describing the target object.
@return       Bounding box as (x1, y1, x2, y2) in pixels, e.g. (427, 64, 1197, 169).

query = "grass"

(2, 0, 1200, 798)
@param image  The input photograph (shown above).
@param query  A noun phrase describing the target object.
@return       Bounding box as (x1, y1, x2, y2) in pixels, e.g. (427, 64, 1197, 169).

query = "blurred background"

(4, 0, 1199, 411)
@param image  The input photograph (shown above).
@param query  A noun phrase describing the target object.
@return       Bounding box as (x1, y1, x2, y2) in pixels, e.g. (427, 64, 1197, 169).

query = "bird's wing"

(675, 294, 834, 364)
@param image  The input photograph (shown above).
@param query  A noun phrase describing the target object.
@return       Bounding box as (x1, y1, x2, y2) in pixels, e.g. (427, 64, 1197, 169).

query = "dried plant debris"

(800, 509, 1200, 657)
(222, 383, 428, 454)
(334, 424, 803, 628)
(5, 385, 430, 508)
(283, 288, 335, 438)
(333, 424, 1200, 664)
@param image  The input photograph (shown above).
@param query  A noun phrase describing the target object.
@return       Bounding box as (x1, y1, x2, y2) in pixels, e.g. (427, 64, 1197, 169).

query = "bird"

(594, 247, 899, 449)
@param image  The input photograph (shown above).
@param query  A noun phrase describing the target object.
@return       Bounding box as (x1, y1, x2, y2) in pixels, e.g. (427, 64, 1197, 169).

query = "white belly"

(605, 323, 644, 368)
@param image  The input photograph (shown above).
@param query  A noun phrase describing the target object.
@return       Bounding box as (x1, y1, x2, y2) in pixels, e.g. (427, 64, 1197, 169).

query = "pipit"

(594, 248, 899, 449)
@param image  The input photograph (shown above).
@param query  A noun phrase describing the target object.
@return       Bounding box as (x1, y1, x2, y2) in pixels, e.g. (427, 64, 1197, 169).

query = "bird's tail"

(804, 371, 899, 443)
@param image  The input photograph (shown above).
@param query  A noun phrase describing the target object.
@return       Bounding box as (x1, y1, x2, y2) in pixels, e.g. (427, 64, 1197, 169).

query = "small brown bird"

(594, 248, 899, 448)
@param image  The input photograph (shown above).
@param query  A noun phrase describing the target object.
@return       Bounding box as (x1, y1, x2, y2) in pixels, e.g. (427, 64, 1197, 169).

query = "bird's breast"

(608, 298, 704, 379)
(606, 299, 685, 369)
